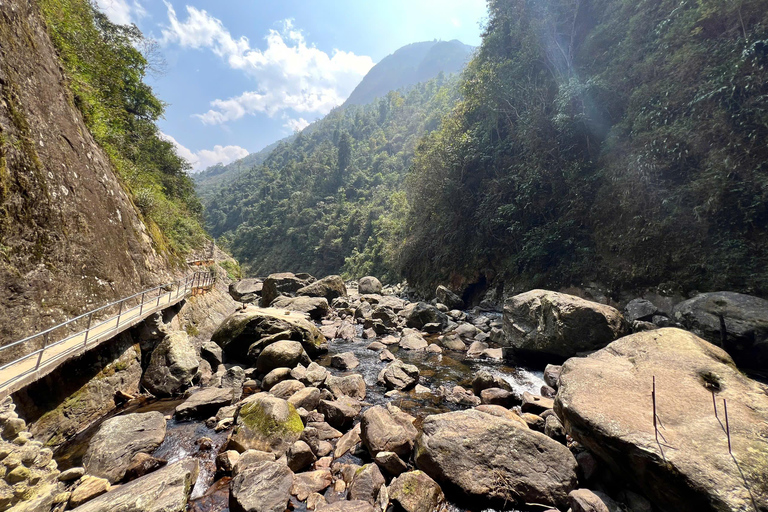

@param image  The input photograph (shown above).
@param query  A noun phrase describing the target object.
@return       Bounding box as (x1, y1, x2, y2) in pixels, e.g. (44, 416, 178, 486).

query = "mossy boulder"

(296, 275, 347, 301)
(229, 393, 304, 457)
(388, 470, 445, 512)
(211, 307, 327, 363)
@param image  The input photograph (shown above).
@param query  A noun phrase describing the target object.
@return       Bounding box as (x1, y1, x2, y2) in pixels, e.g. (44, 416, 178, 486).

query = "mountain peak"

(343, 40, 473, 107)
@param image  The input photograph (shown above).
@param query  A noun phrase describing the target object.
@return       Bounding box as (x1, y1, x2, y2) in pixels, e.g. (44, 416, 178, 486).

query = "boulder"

(543, 364, 562, 390)
(568, 489, 621, 512)
(291, 469, 333, 501)
(377, 360, 419, 390)
(624, 298, 659, 322)
(502, 290, 628, 361)
(325, 374, 366, 400)
(474, 405, 529, 429)
(69, 476, 111, 508)
(374, 451, 408, 476)
(402, 302, 449, 330)
(256, 340, 311, 374)
(361, 405, 418, 459)
(521, 392, 554, 415)
(415, 409, 577, 509)
(388, 471, 445, 512)
(297, 275, 347, 301)
(201, 341, 223, 366)
(262, 368, 293, 390)
(288, 387, 322, 411)
(347, 464, 385, 505)
(287, 440, 316, 472)
(234, 450, 277, 475)
(334, 423, 362, 458)
(270, 379, 305, 400)
(230, 279, 263, 302)
(672, 291, 768, 369)
(229, 393, 304, 456)
(261, 272, 315, 307)
(175, 387, 233, 420)
(69, 459, 198, 512)
(271, 296, 330, 320)
(555, 328, 768, 512)
(317, 501, 376, 512)
(441, 385, 481, 407)
(471, 370, 513, 395)
(436, 285, 464, 310)
(399, 332, 428, 351)
(480, 388, 518, 408)
(82, 412, 166, 483)
(123, 453, 167, 482)
(211, 307, 327, 362)
(440, 334, 466, 351)
(230, 460, 294, 512)
(216, 450, 240, 474)
(358, 276, 383, 295)
(331, 352, 360, 370)
(317, 400, 357, 430)
(141, 331, 199, 397)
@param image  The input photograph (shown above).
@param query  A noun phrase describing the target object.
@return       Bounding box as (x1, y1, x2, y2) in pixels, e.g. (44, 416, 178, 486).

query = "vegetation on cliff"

(39, 0, 207, 255)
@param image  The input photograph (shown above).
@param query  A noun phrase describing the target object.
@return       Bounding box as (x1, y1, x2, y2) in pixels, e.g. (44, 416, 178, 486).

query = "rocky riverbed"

(5, 272, 768, 512)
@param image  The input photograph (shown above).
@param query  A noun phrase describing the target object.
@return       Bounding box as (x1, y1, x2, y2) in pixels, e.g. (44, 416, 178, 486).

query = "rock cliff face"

(0, 0, 172, 350)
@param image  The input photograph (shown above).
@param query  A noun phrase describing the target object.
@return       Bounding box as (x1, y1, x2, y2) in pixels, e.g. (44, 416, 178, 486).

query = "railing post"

(115, 299, 124, 328)
(83, 312, 93, 347)
(156, 287, 162, 307)
(35, 333, 49, 370)
(139, 292, 146, 316)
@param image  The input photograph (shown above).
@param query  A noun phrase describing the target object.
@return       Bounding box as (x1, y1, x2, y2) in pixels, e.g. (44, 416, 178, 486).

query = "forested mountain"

(399, 0, 768, 295)
(205, 75, 459, 278)
(194, 137, 290, 202)
(344, 40, 473, 106)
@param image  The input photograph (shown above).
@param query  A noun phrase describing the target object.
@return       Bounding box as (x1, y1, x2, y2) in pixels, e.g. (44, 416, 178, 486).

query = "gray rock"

(543, 364, 562, 390)
(374, 451, 408, 476)
(521, 392, 554, 415)
(331, 352, 360, 370)
(287, 440, 316, 472)
(230, 278, 264, 302)
(257, 340, 311, 374)
(261, 272, 315, 307)
(230, 460, 294, 512)
(270, 379, 306, 400)
(367, 342, 385, 351)
(440, 334, 466, 351)
(317, 500, 376, 512)
(480, 388, 519, 408)
(234, 450, 277, 476)
(83, 412, 166, 483)
(175, 387, 233, 420)
(361, 404, 418, 459)
(334, 423, 361, 458)
(317, 400, 357, 430)
(271, 296, 330, 320)
(141, 331, 199, 397)
(388, 470, 445, 512)
(288, 387, 322, 411)
(201, 341, 223, 366)
(358, 276, 383, 295)
(399, 332, 428, 350)
(503, 290, 628, 360)
(624, 298, 659, 322)
(297, 275, 347, 301)
(471, 370, 513, 395)
(545, 415, 567, 444)
(441, 385, 480, 407)
(291, 469, 333, 501)
(672, 291, 768, 369)
(377, 360, 419, 390)
(436, 286, 464, 310)
(402, 302, 449, 330)
(58, 467, 85, 482)
(379, 349, 395, 362)
(123, 453, 167, 482)
(347, 463, 385, 505)
(569, 489, 621, 512)
(325, 374, 367, 400)
(262, 368, 293, 390)
(229, 393, 304, 456)
(415, 409, 577, 509)
(555, 328, 768, 512)
(69, 476, 111, 508)
(69, 459, 198, 512)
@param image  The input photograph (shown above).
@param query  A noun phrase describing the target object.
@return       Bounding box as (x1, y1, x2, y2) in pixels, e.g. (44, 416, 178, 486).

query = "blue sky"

(94, 0, 488, 171)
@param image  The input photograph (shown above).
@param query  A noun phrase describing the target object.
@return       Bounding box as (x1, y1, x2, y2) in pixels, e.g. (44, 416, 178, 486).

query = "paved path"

(0, 274, 211, 399)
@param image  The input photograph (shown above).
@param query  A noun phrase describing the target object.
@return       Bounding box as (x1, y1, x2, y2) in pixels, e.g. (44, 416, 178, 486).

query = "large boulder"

(672, 291, 768, 369)
(69, 458, 198, 512)
(361, 404, 418, 459)
(436, 285, 464, 310)
(348, 464, 385, 505)
(358, 276, 382, 295)
(256, 340, 311, 374)
(260, 272, 315, 307)
(402, 302, 449, 330)
(229, 393, 304, 456)
(141, 331, 199, 397)
(297, 275, 347, 301)
(414, 409, 577, 509)
(555, 328, 768, 512)
(230, 279, 263, 302)
(230, 460, 294, 512)
(270, 296, 330, 320)
(211, 307, 327, 362)
(502, 290, 628, 361)
(83, 412, 166, 483)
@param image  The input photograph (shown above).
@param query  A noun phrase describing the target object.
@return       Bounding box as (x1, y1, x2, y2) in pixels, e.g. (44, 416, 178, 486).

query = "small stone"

(58, 467, 85, 482)
(197, 437, 213, 451)
(5, 466, 30, 483)
(374, 451, 408, 476)
(331, 352, 360, 370)
(379, 349, 395, 362)
(521, 392, 554, 415)
(69, 476, 111, 508)
(367, 342, 385, 351)
(216, 450, 240, 474)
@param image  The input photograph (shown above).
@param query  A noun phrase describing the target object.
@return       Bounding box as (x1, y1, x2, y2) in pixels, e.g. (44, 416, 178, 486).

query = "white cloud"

(284, 117, 310, 132)
(159, 132, 249, 172)
(160, 5, 374, 124)
(94, 0, 146, 25)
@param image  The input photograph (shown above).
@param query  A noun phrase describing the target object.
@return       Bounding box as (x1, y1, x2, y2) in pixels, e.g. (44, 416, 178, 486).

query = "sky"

(93, 0, 488, 172)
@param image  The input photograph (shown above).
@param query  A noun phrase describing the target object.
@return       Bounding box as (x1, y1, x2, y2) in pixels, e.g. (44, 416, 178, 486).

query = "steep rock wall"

(0, 0, 172, 348)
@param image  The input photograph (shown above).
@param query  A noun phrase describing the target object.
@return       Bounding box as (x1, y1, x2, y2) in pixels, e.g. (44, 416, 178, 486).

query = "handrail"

(0, 270, 216, 395)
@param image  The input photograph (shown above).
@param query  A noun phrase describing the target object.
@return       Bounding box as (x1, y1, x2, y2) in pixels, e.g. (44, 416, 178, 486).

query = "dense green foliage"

(402, 0, 768, 295)
(39, 0, 207, 255)
(205, 76, 459, 279)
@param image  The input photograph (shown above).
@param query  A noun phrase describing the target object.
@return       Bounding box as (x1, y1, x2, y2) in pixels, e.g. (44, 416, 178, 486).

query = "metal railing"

(0, 270, 215, 394)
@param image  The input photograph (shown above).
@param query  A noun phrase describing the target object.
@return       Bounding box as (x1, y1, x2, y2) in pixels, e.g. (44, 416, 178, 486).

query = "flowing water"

(54, 311, 546, 512)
